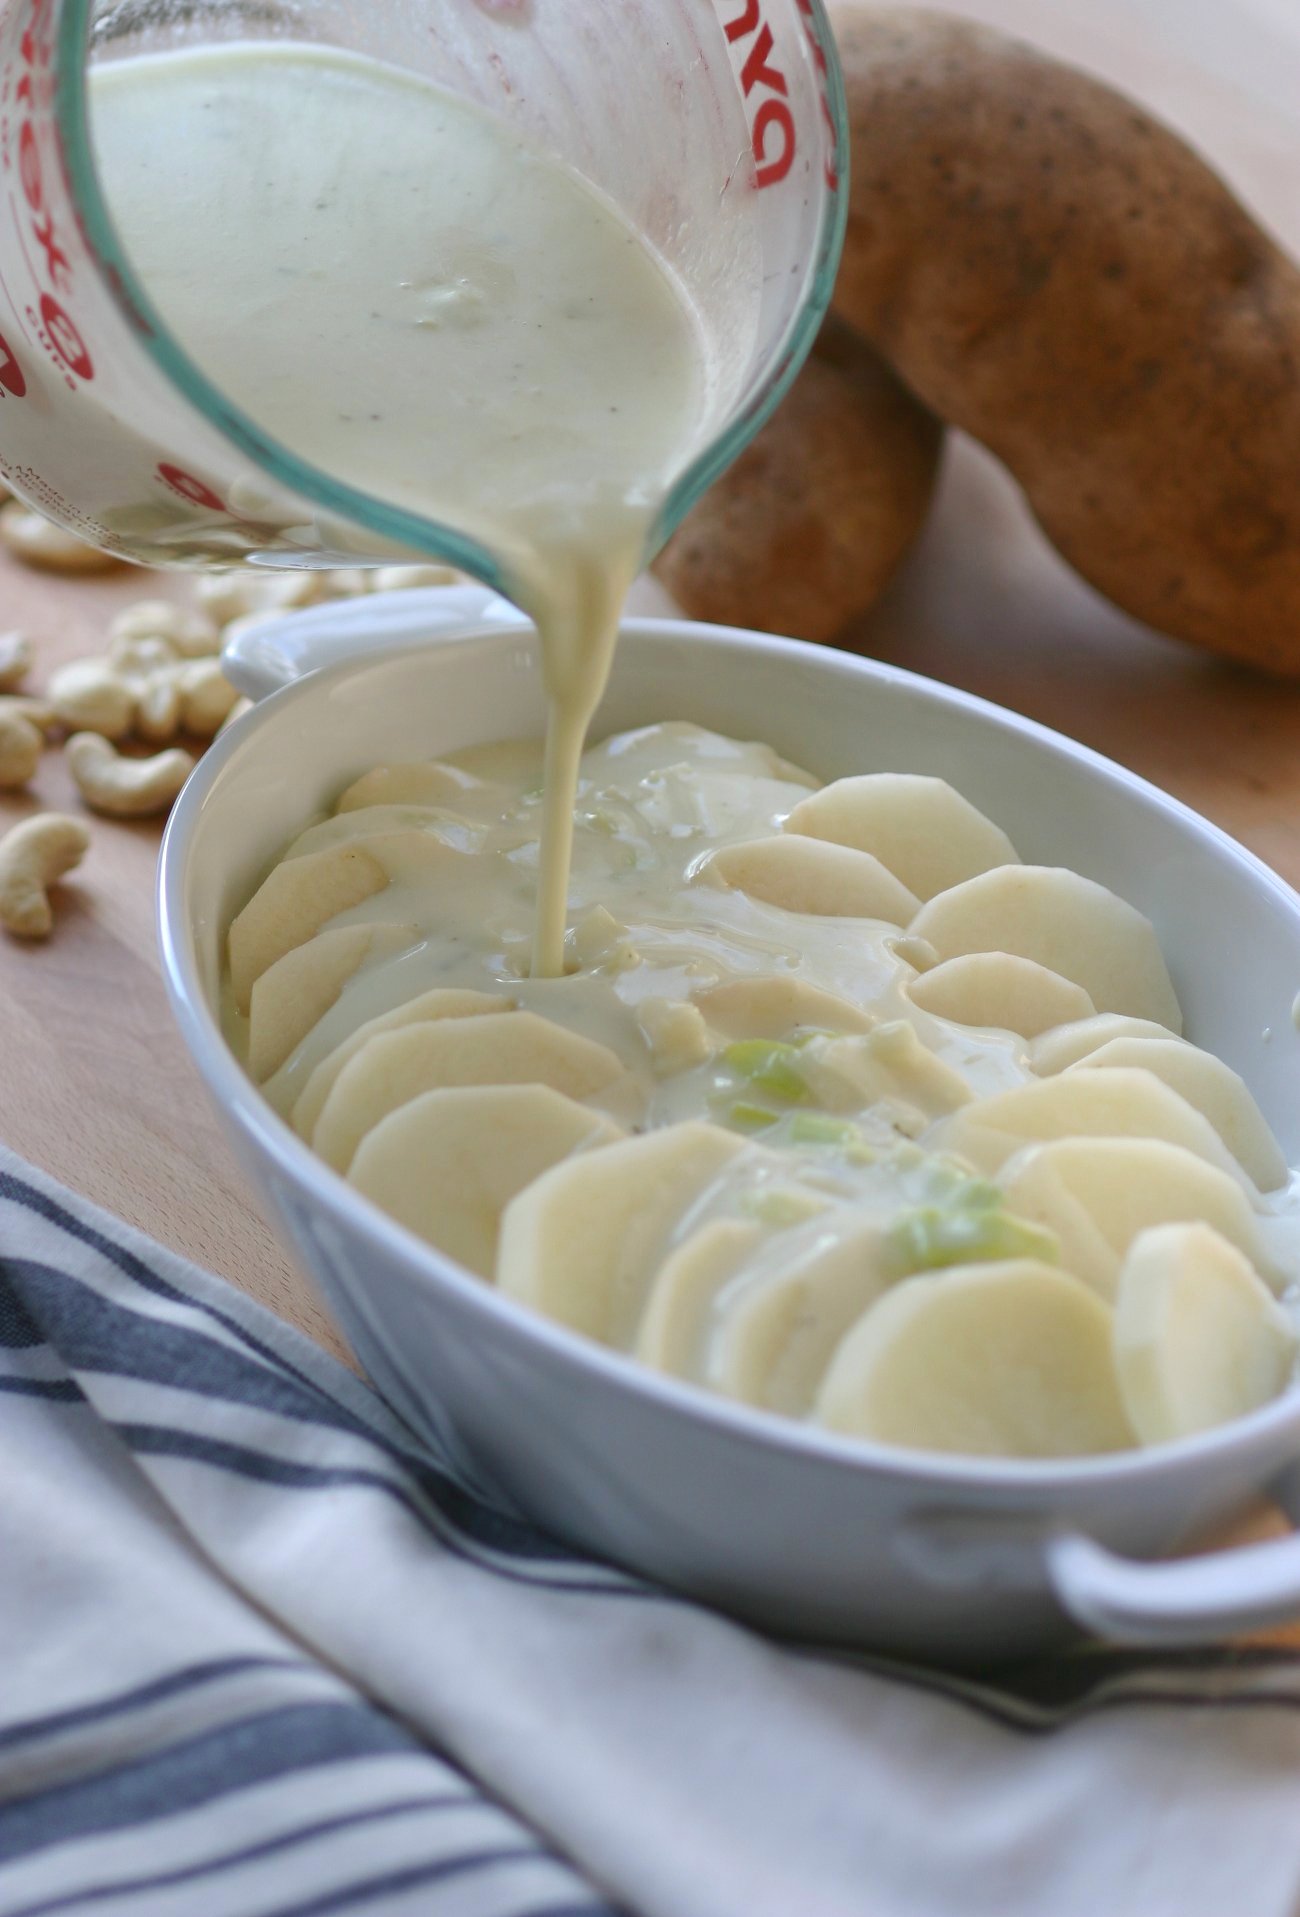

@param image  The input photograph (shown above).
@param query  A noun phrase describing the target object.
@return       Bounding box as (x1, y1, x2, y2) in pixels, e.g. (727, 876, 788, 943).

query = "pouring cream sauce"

(90, 42, 720, 974)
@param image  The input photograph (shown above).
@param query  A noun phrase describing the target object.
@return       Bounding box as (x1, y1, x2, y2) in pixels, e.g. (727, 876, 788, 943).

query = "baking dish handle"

(221, 582, 531, 703)
(1046, 1520, 1300, 1646)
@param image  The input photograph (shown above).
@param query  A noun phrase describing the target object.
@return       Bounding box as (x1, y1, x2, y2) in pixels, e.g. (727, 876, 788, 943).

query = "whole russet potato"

(654, 317, 943, 644)
(830, 7, 1300, 673)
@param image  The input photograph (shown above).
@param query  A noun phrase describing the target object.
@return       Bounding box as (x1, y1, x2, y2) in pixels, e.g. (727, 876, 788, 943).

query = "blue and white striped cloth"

(5, 1141, 1300, 1917)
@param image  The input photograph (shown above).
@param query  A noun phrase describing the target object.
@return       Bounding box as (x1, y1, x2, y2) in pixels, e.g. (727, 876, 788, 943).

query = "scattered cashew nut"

(0, 813, 90, 938)
(0, 504, 122, 574)
(108, 629, 179, 679)
(178, 659, 239, 737)
(0, 630, 32, 692)
(48, 659, 137, 740)
(110, 597, 219, 659)
(65, 733, 194, 817)
(0, 694, 57, 736)
(134, 675, 184, 745)
(192, 572, 265, 626)
(0, 711, 42, 788)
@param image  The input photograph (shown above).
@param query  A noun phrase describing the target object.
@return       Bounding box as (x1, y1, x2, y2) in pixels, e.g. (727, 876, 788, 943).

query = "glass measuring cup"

(0, 0, 847, 584)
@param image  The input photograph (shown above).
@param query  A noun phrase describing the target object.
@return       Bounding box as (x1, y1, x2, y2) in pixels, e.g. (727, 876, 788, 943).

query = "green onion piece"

(721, 1039, 811, 1104)
(886, 1205, 1062, 1277)
(728, 1102, 780, 1133)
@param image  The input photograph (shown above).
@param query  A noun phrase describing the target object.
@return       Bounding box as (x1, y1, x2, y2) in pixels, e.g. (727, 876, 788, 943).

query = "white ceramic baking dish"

(157, 584, 1300, 1660)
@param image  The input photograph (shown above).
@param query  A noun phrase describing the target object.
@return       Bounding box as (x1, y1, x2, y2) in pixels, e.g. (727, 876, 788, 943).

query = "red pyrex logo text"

(724, 0, 796, 189)
(13, 0, 93, 384)
(724, 0, 839, 192)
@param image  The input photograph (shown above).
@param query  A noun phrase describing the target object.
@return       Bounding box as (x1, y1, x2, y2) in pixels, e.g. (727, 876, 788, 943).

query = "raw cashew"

(109, 598, 219, 659)
(48, 660, 137, 740)
(192, 573, 265, 626)
(0, 711, 43, 788)
(178, 659, 240, 737)
(0, 813, 90, 938)
(66, 733, 194, 818)
(0, 695, 56, 736)
(108, 631, 179, 680)
(0, 630, 32, 692)
(0, 505, 122, 573)
(134, 676, 184, 745)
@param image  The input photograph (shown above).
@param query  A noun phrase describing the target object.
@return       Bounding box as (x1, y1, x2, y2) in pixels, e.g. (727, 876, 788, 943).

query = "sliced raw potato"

(228, 831, 456, 1012)
(335, 761, 481, 812)
(497, 1121, 745, 1344)
(1114, 1223, 1295, 1444)
(635, 1219, 765, 1377)
(815, 1260, 1134, 1458)
(798, 1022, 973, 1120)
(1068, 1038, 1286, 1192)
(1000, 1138, 1268, 1301)
(694, 977, 875, 1040)
(283, 805, 448, 859)
(292, 987, 511, 1140)
(784, 773, 1019, 901)
(313, 1010, 627, 1172)
(910, 866, 1182, 1031)
(348, 1085, 622, 1278)
(705, 835, 920, 924)
(1029, 1014, 1179, 1075)
(908, 952, 1095, 1039)
(706, 1222, 894, 1416)
(933, 1068, 1249, 1190)
(247, 923, 416, 1082)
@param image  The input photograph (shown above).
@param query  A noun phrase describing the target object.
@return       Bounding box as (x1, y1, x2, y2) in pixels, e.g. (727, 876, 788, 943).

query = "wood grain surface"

(1, 5, 1299, 1492)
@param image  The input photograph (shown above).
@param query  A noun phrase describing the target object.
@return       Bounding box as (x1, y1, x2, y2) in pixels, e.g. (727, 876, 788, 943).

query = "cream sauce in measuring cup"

(90, 42, 717, 974)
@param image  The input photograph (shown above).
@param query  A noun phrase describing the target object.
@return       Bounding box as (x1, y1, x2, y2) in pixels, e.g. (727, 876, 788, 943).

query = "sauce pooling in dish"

(224, 722, 1300, 1460)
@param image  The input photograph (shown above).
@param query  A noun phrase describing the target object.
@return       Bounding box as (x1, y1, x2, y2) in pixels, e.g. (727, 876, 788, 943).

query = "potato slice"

(908, 952, 1095, 1038)
(798, 1022, 972, 1120)
(1114, 1223, 1295, 1444)
(247, 923, 416, 1082)
(784, 773, 1018, 901)
(1068, 1038, 1286, 1192)
(348, 1085, 622, 1278)
(1029, 1013, 1180, 1075)
(706, 1222, 893, 1416)
(498, 1122, 745, 1344)
(635, 1219, 766, 1377)
(313, 1010, 627, 1172)
(705, 835, 920, 923)
(934, 1068, 1248, 1188)
(291, 988, 508, 1140)
(228, 831, 453, 1012)
(694, 977, 875, 1041)
(910, 866, 1182, 1030)
(335, 761, 481, 812)
(1000, 1138, 1267, 1300)
(815, 1261, 1134, 1458)
(283, 805, 447, 860)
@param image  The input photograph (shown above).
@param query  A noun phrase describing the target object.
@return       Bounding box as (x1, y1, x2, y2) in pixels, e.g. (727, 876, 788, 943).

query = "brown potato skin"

(831, 6, 1300, 673)
(653, 317, 942, 644)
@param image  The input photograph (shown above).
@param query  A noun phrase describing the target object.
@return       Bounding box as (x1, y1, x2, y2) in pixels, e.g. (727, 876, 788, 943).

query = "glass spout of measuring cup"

(0, 0, 847, 583)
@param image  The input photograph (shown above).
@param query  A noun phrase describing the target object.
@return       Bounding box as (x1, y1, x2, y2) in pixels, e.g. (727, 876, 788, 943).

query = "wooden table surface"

(2, 0, 1300, 1380)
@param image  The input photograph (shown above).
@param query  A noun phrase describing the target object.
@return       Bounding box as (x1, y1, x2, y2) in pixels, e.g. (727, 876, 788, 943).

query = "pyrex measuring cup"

(0, 0, 848, 579)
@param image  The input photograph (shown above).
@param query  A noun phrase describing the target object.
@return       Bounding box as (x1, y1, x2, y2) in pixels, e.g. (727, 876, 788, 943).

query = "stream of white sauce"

(91, 42, 719, 975)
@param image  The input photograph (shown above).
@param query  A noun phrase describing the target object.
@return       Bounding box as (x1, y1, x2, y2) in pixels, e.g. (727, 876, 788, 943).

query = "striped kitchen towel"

(4, 1141, 1300, 1917)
